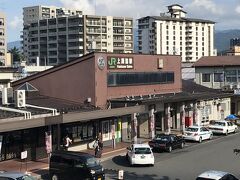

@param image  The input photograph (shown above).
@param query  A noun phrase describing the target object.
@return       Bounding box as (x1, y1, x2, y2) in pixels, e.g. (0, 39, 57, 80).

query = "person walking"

(94, 137, 103, 158)
(63, 135, 72, 151)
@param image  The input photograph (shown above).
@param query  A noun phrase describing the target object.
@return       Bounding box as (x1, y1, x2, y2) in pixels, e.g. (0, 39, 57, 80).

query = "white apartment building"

(138, 4, 215, 63)
(0, 12, 6, 66)
(22, 5, 82, 62)
(26, 15, 133, 65)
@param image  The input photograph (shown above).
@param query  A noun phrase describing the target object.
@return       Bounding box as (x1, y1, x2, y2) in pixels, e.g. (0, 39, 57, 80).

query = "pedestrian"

(94, 137, 99, 157)
(93, 136, 103, 158)
(63, 135, 72, 151)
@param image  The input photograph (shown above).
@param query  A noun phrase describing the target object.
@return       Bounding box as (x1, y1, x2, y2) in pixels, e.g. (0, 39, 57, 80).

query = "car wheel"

(199, 137, 202, 143)
(180, 142, 184, 149)
(168, 146, 172, 152)
(234, 128, 237, 133)
(51, 174, 58, 180)
(225, 130, 228, 136)
(209, 134, 213, 140)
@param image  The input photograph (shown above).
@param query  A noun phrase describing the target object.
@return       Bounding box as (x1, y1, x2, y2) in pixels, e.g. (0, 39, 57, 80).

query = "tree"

(8, 46, 23, 63)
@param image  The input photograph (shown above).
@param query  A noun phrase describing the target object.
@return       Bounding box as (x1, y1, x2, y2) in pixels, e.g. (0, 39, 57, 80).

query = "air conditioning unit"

(87, 97, 91, 103)
(15, 90, 26, 108)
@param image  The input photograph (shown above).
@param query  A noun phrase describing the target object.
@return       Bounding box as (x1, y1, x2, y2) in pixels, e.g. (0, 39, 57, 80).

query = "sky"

(1, 0, 240, 42)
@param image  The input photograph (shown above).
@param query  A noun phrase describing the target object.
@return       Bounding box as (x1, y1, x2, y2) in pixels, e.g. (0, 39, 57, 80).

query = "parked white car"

(208, 120, 238, 135)
(183, 126, 213, 143)
(126, 144, 154, 166)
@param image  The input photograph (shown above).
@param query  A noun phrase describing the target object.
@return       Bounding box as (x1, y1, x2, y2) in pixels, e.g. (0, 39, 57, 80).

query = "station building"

(0, 52, 232, 161)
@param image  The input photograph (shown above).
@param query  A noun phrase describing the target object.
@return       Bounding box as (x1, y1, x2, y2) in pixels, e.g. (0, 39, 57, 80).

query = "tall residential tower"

(22, 5, 133, 66)
(138, 4, 215, 63)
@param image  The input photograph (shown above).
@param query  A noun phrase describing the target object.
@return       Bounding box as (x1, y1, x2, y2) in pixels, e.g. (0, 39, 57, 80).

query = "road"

(102, 133, 240, 180)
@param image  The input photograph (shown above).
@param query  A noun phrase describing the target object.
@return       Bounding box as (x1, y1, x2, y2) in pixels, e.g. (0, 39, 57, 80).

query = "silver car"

(196, 170, 238, 180)
(0, 171, 36, 180)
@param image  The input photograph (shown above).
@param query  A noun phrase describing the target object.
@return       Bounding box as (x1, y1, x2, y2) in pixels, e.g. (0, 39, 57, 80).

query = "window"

(202, 74, 210, 82)
(225, 70, 237, 82)
(214, 73, 224, 82)
(107, 72, 174, 86)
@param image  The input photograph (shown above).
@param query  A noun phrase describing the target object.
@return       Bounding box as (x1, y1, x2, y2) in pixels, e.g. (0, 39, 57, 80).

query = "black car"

(49, 150, 105, 180)
(148, 134, 185, 152)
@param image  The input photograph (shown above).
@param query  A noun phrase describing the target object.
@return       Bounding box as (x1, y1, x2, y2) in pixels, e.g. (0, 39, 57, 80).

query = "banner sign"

(21, 150, 27, 160)
(45, 132, 52, 154)
(0, 135, 2, 155)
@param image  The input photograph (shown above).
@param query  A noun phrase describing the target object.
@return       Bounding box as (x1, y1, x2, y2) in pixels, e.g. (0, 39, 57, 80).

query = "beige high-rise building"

(0, 12, 6, 66)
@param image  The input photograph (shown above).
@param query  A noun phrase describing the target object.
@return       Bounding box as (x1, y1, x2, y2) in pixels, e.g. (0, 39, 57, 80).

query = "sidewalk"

(0, 141, 135, 179)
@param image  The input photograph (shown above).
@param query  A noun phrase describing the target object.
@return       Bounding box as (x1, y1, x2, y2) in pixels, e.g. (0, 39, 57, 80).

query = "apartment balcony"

(48, 32, 57, 36)
(48, 47, 57, 51)
(68, 54, 83, 58)
(58, 31, 67, 35)
(113, 38, 124, 42)
(68, 46, 83, 50)
(40, 47, 47, 51)
(113, 31, 124, 35)
(48, 25, 57, 29)
(29, 27, 39, 31)
(40, 40, 47, 44)
(40, 33, 48, 37)
(125, 23, 132, 27)
(29, 41, 39, 45)
(185, 32, 193, 36)
(48, 39, 57, 43)
(86, 22, 101, 26)
(68, 22, 83, 27)
(68, 30, 83, 34)
(39, 26, 47, 30)
(87, 30, 102, 34)
(113, 23, 124, 27)
(58, 39, 67, 43)
(58, 24, 66, 28)
(68, 38, 83, 42)
(186, 49, 193, 53)
(86, 37, 101, 42)
(113, 46, 124, 50)
(186, 43, 193, 47)
(29, 34, 39, 38)
(125, 30, 132, 34)
(48, 54, 57, 58)
(186, 53, 193, 58)
(58, 46, 67, 50)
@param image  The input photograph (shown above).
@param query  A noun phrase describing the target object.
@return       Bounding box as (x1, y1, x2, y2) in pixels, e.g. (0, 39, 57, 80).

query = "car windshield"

(155, 135, 170, 141)
(213, 122, 225, 126)
(85, 157, 100, 168)
(134, 147, 152, 154)
(16, 175, 35, 180)
(185, 127, 198, 132)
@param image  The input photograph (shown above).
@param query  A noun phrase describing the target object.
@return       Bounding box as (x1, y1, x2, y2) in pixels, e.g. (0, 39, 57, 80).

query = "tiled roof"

(110, 80, 232, 104)
(193, 56, 240, 67)
(0, 93, 99, 119)
(26, 94, 99, 113)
